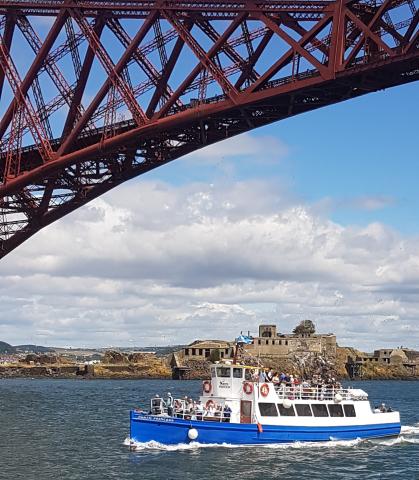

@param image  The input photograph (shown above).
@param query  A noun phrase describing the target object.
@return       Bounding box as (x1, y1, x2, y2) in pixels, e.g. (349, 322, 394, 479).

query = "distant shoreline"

(1, 371, 418, 381)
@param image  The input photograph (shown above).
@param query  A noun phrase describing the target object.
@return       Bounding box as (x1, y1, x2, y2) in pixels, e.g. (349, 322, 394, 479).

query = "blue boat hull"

(130, 412, 401, 445)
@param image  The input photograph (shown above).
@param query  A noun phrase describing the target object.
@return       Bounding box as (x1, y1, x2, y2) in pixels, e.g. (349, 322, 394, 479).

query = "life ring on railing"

(243, 382, 253, 395)
(260, 383, 270, 397)
(203, 380, 212, 394)
(205, 399, 215, 409)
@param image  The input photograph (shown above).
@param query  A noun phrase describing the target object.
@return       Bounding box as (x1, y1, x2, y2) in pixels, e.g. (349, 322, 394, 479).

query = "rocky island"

(1, 322, 418, 381)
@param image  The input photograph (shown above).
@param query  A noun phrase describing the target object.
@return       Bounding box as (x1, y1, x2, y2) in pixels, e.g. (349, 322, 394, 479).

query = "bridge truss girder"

(0, 0, 418, 258)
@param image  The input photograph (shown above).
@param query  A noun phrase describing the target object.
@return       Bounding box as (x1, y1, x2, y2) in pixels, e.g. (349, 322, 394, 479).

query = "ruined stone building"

(182, 340, 234, 361)
(355, 348, 419, 374)
(243, 324, 337, 360)
(175, 324, 336, 363)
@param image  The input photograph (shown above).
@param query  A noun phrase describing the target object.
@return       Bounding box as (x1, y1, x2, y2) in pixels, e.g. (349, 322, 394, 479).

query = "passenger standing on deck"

(166, 392, 174, 417)
(223, 404, 232, 423)
(259, 369, 267, 382)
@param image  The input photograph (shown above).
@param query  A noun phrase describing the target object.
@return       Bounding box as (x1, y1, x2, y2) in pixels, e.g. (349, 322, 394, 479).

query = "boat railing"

(173, 411, 232, 423)
(149, 397, 232, 422)
(273, 384, 367, 401)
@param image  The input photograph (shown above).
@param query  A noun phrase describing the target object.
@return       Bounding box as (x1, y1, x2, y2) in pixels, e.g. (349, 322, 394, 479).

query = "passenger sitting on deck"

(380, 403, 387, 413)
(223, 404, 232, 423)
(184, 398, 194, 419)
(196, 401, 204, 420)
(174, 399, 182, 417)
(205, 402, 217, 417)
(218, 404, 225, 416)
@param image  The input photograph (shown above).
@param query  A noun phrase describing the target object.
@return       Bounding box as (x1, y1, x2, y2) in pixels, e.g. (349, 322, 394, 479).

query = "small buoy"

(282, 398, 292, 409)
(188, 428, 198, 440)
(334, 393, 343, 403)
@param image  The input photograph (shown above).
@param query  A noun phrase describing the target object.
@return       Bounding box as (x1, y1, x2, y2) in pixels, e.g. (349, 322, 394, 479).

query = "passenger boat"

(130, 362, 401, 445)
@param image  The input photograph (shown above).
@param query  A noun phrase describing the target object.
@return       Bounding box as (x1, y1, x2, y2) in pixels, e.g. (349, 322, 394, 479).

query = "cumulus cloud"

(1, 173, 419, 351)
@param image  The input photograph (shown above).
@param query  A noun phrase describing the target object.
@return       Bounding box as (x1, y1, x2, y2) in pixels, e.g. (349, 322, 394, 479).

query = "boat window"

(328, 404, 344, 418)
(311, 404, 329, 417)
(233, 368, 243, 379)
(211, 367, 217, 378)
(217, 367, 231, 378)
(277, 404, 295, 416)
(343, 404, 356, 417)
(259, 403, 278, 417)
(245, 369, 253, 381)
(295, 404, 312, 416)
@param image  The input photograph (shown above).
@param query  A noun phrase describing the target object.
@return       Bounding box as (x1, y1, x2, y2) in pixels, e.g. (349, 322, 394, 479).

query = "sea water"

(0, 379, 418, 479)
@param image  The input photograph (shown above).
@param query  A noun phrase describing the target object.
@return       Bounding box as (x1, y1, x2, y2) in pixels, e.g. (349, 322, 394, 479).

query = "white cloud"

(1, 173, 419, 351)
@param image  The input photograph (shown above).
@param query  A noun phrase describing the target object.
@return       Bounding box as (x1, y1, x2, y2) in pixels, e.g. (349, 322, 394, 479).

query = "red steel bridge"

(0, 0, 418, 258)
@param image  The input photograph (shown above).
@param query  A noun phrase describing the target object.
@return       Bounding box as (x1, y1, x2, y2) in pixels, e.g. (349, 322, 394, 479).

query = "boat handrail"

(149, 397, 233, 422)
(272, 384, 368, 401)
(172, 411, 232, 423)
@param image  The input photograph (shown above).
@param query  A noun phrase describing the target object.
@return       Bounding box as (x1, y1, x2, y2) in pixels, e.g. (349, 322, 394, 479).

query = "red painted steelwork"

(0, 0, 418, 258)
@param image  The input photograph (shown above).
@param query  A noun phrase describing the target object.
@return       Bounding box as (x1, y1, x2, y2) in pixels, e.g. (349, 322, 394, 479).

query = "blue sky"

(147, 81, 418, 234)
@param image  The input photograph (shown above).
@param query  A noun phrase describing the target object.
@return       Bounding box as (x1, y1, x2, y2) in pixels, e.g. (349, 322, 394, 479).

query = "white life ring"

(243, 382, 253, 395)
(260, 383, 269, 397)
(203, 380, 212, 394)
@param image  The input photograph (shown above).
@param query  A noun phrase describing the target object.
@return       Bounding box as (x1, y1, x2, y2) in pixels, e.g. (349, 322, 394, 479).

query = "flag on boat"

(235, 335, 253, 345)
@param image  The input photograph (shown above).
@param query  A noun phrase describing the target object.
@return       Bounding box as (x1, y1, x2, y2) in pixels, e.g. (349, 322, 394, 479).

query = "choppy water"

(0, 379, 418, 479)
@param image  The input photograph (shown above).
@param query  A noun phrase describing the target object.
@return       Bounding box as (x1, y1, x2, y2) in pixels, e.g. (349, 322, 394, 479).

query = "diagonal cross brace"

(70, 8, 147, 127)
(156, 12, 246, 118)
(57, 10, 158, 157)
(161, 9, 242, 103)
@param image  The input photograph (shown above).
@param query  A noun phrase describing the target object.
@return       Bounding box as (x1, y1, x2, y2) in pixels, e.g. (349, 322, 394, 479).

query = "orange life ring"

(260, 383, 269, 397)
(243, 382, 253, 395)
(205, 399, 215, 409)
(203, 380, 212, 394)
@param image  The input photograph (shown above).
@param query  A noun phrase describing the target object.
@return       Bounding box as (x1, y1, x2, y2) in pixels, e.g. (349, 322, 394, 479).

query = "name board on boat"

(218, 381, 230, 389)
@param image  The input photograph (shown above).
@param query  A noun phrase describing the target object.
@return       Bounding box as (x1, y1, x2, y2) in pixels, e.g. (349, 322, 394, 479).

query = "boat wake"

(124, 424, 419, 452)
(400, 423, 419, 435)
(125, 437, 363, 452)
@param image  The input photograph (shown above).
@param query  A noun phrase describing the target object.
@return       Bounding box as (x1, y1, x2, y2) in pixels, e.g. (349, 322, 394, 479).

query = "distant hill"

(14, 344, 54, 353)
(105, 345, 186, 357)
(153, 345, 187, 356)
(0, 341, 16, 354)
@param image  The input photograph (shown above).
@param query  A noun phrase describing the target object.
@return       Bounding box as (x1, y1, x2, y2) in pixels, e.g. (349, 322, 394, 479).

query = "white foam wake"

(401, 424, 419, 435)
(124, 437, 365, 452)
(372, 435, 419, 446)
(124, 424, 419, 452)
